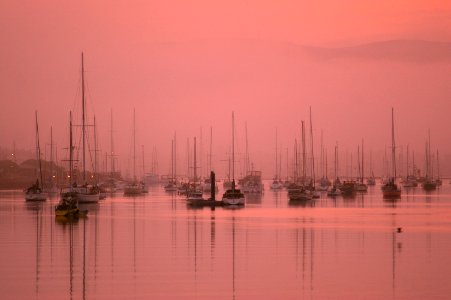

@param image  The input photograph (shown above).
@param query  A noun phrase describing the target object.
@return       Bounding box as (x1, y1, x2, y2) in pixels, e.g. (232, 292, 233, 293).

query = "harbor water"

(1, 181, 451, 299)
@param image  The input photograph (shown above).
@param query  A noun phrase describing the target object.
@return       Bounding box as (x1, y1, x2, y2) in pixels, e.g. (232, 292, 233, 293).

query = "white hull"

(222, 196, 245, 205)
(270, 182, 283, 190)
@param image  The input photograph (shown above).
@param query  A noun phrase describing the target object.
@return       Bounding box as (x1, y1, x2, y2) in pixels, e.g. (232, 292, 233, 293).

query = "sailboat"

(56, 112, 82, 217)
(202, 127, 219, 193)
(327, 143, 341, 197)
(124, 109, 144, 196)
(402, 145, 418, 188)
(366, 151, 376, 186)
(25, 111, 48, 201)
(164, 139, 178, 192)
(422, 130, 437, 191)
(355, 140, 368, 192)
(186, 137, 203, 201)
(289, 121, 313, 202)
(140, 145, 149, 193)
(270, 128, 283, 190)
(382, 108, 401, 198)
(70, 53, 100, 203)
(222, 112, 245, 206)
(44, 126, 58, 195)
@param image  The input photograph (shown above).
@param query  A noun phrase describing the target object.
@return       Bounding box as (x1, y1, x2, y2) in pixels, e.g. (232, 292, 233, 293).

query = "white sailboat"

(76, 53, 100, 203)
(222, 112, 245, 206)
(25, 111, 48, 201)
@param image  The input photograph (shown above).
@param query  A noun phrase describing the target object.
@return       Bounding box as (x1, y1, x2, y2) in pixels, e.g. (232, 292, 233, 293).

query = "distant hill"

(302, 40, 451, 62)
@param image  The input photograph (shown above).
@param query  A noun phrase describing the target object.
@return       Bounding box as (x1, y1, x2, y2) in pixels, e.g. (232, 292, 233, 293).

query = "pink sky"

(1, 1, 451, 178)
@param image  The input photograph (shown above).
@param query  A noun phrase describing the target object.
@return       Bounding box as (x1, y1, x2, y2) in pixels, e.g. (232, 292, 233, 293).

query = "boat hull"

(222, 196, 245, 205)
(77, 193, 100, 203)
(25, 192, 48, 201)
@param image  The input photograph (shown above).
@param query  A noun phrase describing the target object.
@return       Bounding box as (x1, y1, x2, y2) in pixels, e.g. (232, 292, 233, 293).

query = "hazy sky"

(1, 1, 451, 178)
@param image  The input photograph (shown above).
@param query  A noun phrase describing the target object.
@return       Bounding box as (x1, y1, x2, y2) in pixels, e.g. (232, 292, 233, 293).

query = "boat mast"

(49, 126, 53, 184)
(428, 129, 431, 179)
(232, 112, 236, 190)
(357, 145, 361, 183)
(286, 147, 289, 182)
(406, 145, 409, 178)
(194, 137, 197, 182)
(200, 127, 203, 178)
(302, 121, 306, 183)
(245, 121, 249, 176)
(334, 143, 338, 181)
(35, 111, 44, 188)
(69, 111, 73, 189)
(174, 132, 177, 182)
(142, 145, 145, 181)
(391, 108, 396, 179)
(94, 115, 98, 184)
(275, 128, 278, 179)
(361, 139, 364, 183)
(81, 52, 86, 183)
(110, 108, 115, 178)
(133, 109, 136, 182)
(309, 107, 315, 187)
(436, 149, 440, 180)
(171, 139, 174, 182)
(186, 138, 190, 179)
(210, 126, 213, 172)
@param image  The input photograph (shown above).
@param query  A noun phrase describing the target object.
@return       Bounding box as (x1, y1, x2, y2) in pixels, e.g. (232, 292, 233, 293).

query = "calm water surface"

(1, 181, 451, 300)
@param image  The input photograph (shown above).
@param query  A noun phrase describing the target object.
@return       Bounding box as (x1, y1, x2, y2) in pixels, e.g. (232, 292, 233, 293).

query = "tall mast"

(232, 112, 235, 189)
(275, 128, 278, 179)
(49, 126, 54, 184)
(110, 108, 115, 178)
(361, 139, 364, 183)
(210, 126, 213, 172)
(302, 121, 306, 182)
(428, 129, 431, 179)
(245, 121, 249, 175)
(171, 140, 174, 181)
(81, 52, 86, 183)
(142, 145, 145, 180)
(391, 108, 396, 179)
(286, 147, 289, 182)
(35, 111, 43, 188)
(406, 145, 409, 177)
(309, 107, 315, 187)
(69, 111, 73, 188)
(294, 139, 298, 181)
(200, 127, 203, 178)
(325, 147, 328, 179)
(194, 137, 197, 182)
(436, 149, 440, 179)
(334, 143, 337, 180)
(94, 115, 98, 183)
(186, 138, 190, 179)
(133, 109, 136, 182)
(174, 132, 177, 182)
(357, 145, 361, 182)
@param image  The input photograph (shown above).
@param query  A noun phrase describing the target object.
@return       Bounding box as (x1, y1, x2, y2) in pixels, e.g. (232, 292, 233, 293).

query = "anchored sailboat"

(222, 112, 245, 206)
(25, 111, 48, 201)
(382, 108, 401, 198)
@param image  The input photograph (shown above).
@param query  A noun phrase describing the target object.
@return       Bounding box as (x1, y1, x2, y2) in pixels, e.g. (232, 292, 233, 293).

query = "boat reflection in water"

(0, 181, 450, 300)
